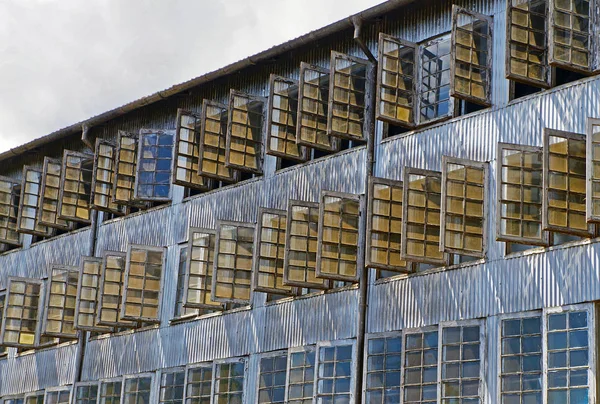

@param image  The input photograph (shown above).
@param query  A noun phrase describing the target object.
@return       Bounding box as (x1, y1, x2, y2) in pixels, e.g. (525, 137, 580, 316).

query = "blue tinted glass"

(548, 390, 567, 404)
(523, 354, 541, 371)
(385, 354, 401, 370)
(547, 370, 567, 388)
(522, 317, 542, 334)
(158, 146, 173, 158)
(155, 173, 171, 184)
(385, 371, 400, 386)
(548, 351, 567, 369)
(548, 314, 567, 330)
(522, 374, 542, 391)
(569, 349, 589, 367)
(547, 332, 567, 350)
(154, 185, 170, 197)
(138, 172, 154, 185)
(424, 332, 438, 348)
(368, 339, 384, 355)
(569, 388, 588, 404)
(387, 338, 402, 353)
(158, 134, 174, 146)
(156, 159, 171, 171)
(569, 369, 588, 387)
(569, 330, 588, 348)
(368, 356, 384, 371)
(569, 311, 587, 329)
(503, 319, 521, 336)
(522, 336, 541, 353)
(337, 345, 352, 361)
(143, 134, 158, 146)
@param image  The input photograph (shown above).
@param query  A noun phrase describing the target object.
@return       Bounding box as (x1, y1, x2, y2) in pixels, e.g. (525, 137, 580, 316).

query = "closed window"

(39, 157, 72, 230)
(58, 150, 93, 223)
(0, 175, 21, 246)
(24, 393, 44, 404)
(185, 363, 213, 404)
(99, 380, 122, 404)
(113, 131, 145, 207)
(316, 342, 354, 403)
(74, 257, 112, 333)
(75, 384, 98, 404)
(214, 359, 246, 404)
(0, 277, 43, 348)
(44, 389, 71, 404)
(184, 228, 223, 310)
(91, 139, 128, 216)
(2, 397, 24, 404)
(287, 347, 315, 404)
(258, 351, 288, 404)
(97, 251, 136, 328)
(135, 130, 175, 201)
(587, 118, 600, 222)
(159, 368, 185, 404)
(226, 90, 265, 174)
(403, 329, 439, 403)
(365, 334, 402, 403)
(175, 109, 212, 191)
(18, 166, 53, 237)
(42, 265, 79, 339)
(123, 376, 152, 404)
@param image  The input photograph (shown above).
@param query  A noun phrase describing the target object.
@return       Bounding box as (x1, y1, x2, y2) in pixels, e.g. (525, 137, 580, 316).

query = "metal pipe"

(352, 17, 377, 63)
(81, 124, 93, 151)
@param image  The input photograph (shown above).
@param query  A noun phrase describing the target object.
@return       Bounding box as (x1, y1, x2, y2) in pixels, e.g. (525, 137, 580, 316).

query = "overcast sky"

(0, 0, 383, 153)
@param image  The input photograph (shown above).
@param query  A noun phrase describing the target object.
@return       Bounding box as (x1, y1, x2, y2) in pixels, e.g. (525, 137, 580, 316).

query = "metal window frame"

(174, 108, 213, 191)
(296, 62, 340, 152)
(112, 130, 147, 207)
(212, 356, 248, 404)
(133, 129, 175, 202)
(90, 138, 129, 216)
(57, 150, 94, 224)
(173, 242, 199, 320)
(225, 89, 266, 175)
(314, 338, 357, 403)
(450, 5, 494, 106)
(96, 250, 137, 328)
(1, 394, 24, 404)
(73, 381, 100, 403)
(183, 227, 224, 310)
(376, 33, 419, 128)
(266, 74, 309, 162)
(440, 156, 489, 258)
(74, 256, 113, 333)
(17, 166, 54, 237)
(316, 190, 364, 283)
(542, 128, 593, 236)
(211, 220, 256, 305)
(183, 361, 214, 404)
(120, 244, 166, 323)
(38, 157, 73, 231)
(0, 174, 22, 246)
(155, 365, 186, 404)
(0, 290, 6, 358)
(121, 373, 156, 404)
(283, 199, 331, 290)
(0, 277, 45, 348)
(504, 0, 552, 88)
(43, 385, 72, 404)
(41, 264, 80, 339)
(361, 331, 403, 404)
(587, 117, 600, 222)
(496, 142, 550, 246)
(98, 376, 123, 404)
(23, 390, 45, 404)
(327, 51, 375, 143)
(255, 349, 289, 404)
(283, 345, 316, 403)
(252, 207, 298, 296)
(400, 167, 449, 265)
(400, 325, 440, 404)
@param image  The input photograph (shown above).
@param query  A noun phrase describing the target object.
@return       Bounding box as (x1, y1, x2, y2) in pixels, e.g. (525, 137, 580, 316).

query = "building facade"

(0, 0, 598, 402)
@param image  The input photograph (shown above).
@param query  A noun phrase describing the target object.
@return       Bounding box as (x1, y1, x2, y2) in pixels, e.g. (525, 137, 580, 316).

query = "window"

(39, 157, 72, 230)
(588, 118, 600, 221)
(135, 130, 175, 201)
(376, 34, 418, 128)
(3, 397, 23, 404)
(297, 62, 340, 152)
(74, 257, 112, 333)
(99, 380, 122, 404)
(212, 221, 255, 305)
(185, 363, 213, 404)
(287, 347, 315, 404)
(450, 6, 493, 106)
(58, 150, 93, 224)
(257, 351, 288, 403)
(174, 245, 197, 318)
(97, 251, 136, 328)
(0, 175, 21, 246)
(199, 100, 239, 183)
(419, 35, 453, 124)
(283, 200, 330, 289)
(267, 75, 308, 162)
(366, 177, 411, 273)
(0, 291, 6, 356)
(440, 156, 488, 258)
(401, 168, 448, 265)
(75, 383, 98, 404)
(365, 334, 402, 403)
(123, 375, 153, 404)
(214, 358, 246, 404)
(0, 278, 43, 348)
(317, 191, 362, 282)
(42, 265, 79, 339)
(316, 342, 354, 403)
(253, 208, 296, 296)
(542, 129, 591, 236)
(44, 388, 71, 404)
(506, 0, 550, 87)
(184, 228, 223, 310)
(496, 143, 549, 246)
(121, 245, 165, 323)
(24, 392, 44, 404)
(226, 90, 265, 174)
(159, 367, 185, 404)
(174, 109, 212, 191)
(91, 139, 128, 216)
(17, 166, 53, 237)
(328, 51, 373, 142)
(402, 329, 439, 403)
(113, 131, 145, 207)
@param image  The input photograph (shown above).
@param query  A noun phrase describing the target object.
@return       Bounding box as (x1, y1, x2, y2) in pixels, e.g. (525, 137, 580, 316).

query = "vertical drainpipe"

(352, 16, 376, 404)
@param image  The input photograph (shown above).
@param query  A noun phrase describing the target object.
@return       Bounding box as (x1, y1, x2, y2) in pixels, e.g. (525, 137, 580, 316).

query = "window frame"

(73, 381, 100, 404)
(587, 117, 600, 222)
(112, 130, 146, 207)
(316, 190, 364, 283)
(212, 356, 248, 404)
(361, 331, 403, 404)
(98, 376, 123, 404)
(38, 157, 73, 231)
(17, 166, 54, 237)
(134, 129, 175, 202)
(23, 391, 44, 404)
(91, 138, 129, 216)
(183, 361, 214, 404)
(174, 108, 213, 191)
(314, 338, 357, 403)
(156, 365, 186, 404)
(255, 349, 289, 404)
(0, 277, 44, 348)
(58, 150, 94, 224)
(96, 250, 137, 328)
(0, 290, 6, 358)
(1, 395, 24, 404)
(284, 345, 316, 404)
(74, 257, 113, 333)
(173, 242, 198, 320)
(0, 174, 22, 246)
(440, 156, 489, 258)
(121, 373, 155, 404)
(41, 264, 79, 339)
(43, 385, 71, 404)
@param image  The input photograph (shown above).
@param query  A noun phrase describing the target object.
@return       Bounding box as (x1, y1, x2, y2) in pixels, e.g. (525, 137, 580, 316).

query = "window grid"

(506, 0, 551, 87)
(113, 131, 146, 207)
(17, 166, 53, 237)
(317, 191, 362, 282)
(39, 157, 72, 230)
(253, 208, 296, 296)
(123, 376, 152, 404)
(42, 266, 79, 339)
(376, 34, 418, 128)
(99, 380, 122, 404)
(212, 221, 255, 305)
(441, 324, 482, 402)
(587, 118, 600, 222)
(198, 100, 239, 183)
(184, 228, 223, 310)
(401, 168, 448, 265)
(24, 393, 44, 404)
(45, 389, 70, 404)
(267, 75, 308, 162)
(0, 175, 21, 246)
(297, 62, 339, 152)
(97, 251, 136, 328)
(286, 347, 315, 404)
(365, 335, 402, 403)
(174, 246, 197, 318)
(121, 245, 165, 323)
(328, 51, 371, 142)
(160, 368, 185, 404)
(226, 90, 265, 174)
(58, 150, 93, 224)
(185, 364, 213, 404)
(74, 257, 113, 333)
(419, 35, 453, 125)
(75, 384, 98, 404)
(402, 330, 439, 404)
(451, 6, 493, 106)
(0, 278, 43, 348)
(542, 129, 591, 236)
(174, 109, 212, 191)
(0, 292, 6, 356)
(258, 352, 288, 404)
(549, 0, 593, 72)
(135, 130, 175, 201)
(496, 143, 549, 246)
(214, 360, 246, 404)
(91, 139, 128, 216)
(440, 156, 488, 258)
(2, 396, 24, 404)
(316, 343, 353, 402)
(283, 200, 330, 290)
